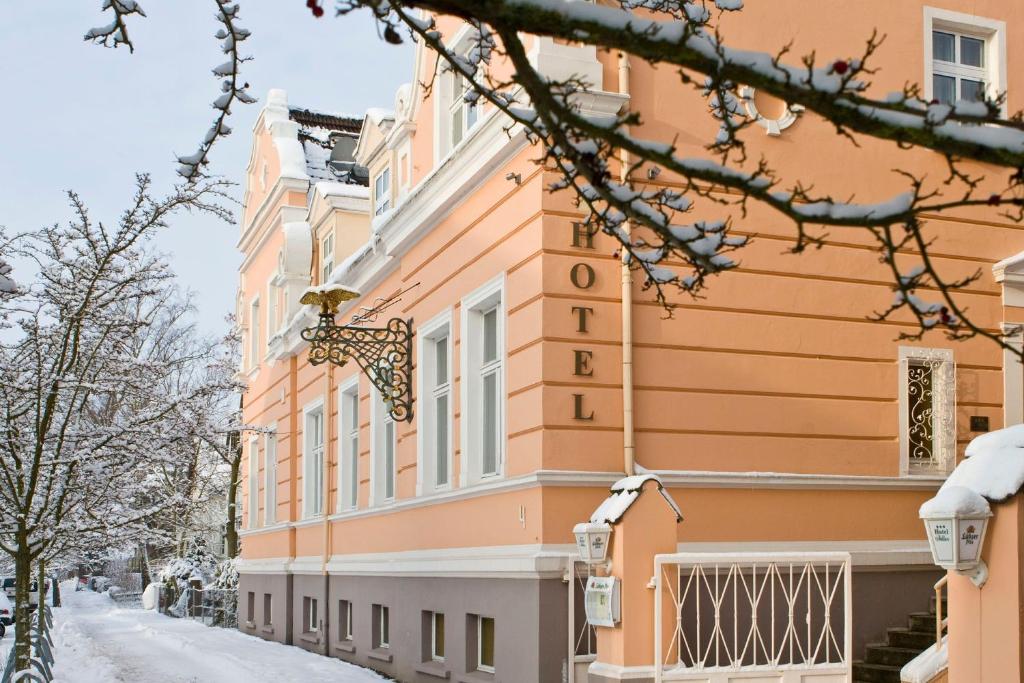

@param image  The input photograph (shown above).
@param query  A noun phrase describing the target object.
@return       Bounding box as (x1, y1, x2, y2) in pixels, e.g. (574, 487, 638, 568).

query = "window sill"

(299, 632, 321, 645)
(415, 661, 450, 679)
(333, 640, 356, 654)
(368, 648, 393, 663)
(455, 671, 495, 683)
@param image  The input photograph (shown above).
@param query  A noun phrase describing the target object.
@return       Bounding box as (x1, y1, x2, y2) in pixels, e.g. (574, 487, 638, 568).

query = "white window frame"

(460, 275, 506, 487)
(1003, 323, 1024, 427)
(338, 377, 360, 511)
(340, 599, 353, 640)
(431, 611, 445, 662)
(898, 346, 956, 476)
(417, 309, 454, 495)
(375, 604, 390, 649)
(370, 380, 397, 505)
(374, 167, 391, 216)
(305, 596, 319, 633)
(247, 435, 259, 528)
(477, 615, 495, 673)
(249, 297, 261, 370)
(923, 7, 1007, 113)
(302, 398, 326, 518)
(264, 427, 277, 525)
(433, 25, 486, 161)
(320, 231, 335, 284)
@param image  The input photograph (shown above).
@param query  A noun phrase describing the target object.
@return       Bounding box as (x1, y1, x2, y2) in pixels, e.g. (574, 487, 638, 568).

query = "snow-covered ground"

(47, 585, 389, 683)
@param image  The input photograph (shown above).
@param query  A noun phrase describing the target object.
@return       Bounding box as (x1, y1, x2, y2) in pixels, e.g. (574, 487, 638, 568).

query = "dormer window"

(321, 232, 334, 284)
(374, 168, 391, 216)
(448, 71, 479, 149)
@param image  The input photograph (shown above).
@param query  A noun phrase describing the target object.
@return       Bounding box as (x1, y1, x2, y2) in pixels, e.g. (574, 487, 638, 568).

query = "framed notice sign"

(584, 576, 620, 628)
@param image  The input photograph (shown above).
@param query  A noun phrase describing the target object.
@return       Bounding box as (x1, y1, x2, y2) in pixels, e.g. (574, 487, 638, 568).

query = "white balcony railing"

(654, 552, 852, 683)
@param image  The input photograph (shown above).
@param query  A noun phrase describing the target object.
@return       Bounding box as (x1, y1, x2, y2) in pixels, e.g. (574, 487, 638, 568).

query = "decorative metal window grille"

(900, 349, 956, 475)
(654, 553, 851, 682)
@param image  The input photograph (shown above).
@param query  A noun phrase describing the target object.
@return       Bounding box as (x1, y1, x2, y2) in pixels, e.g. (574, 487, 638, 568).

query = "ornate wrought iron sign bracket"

(300, 287, 414, 422)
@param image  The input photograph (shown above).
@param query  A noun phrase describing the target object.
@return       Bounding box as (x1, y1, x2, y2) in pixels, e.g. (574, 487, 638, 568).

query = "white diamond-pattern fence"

(654, 553, 852, 683)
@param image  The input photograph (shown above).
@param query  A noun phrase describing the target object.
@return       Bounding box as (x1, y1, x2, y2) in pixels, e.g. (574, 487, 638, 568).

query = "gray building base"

(239, 565, 941, 683)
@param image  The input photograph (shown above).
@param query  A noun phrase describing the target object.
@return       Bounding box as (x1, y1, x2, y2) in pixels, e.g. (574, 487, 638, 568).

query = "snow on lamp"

(573, 522, 612, 565)
(919, 486, 992, 587)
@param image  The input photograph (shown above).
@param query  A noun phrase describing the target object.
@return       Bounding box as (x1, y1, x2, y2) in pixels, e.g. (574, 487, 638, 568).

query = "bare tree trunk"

(36, 559, 45, 635)
(224, 449, 240, 558)
(13, 536, 32, 673)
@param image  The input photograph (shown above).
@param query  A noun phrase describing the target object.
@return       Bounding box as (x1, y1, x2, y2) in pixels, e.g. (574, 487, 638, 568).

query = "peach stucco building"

(235, 3, 1021, 682)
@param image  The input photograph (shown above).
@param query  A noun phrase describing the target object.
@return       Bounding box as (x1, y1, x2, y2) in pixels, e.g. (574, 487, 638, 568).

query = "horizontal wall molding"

(238, 469, 941, 540)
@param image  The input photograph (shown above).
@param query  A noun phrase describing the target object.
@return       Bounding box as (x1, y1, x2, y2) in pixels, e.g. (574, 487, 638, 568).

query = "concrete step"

(865, 643, 922, 667)
(887, 627, 934, 650)
(908, 612, 937, 633)
(853, 661, 903, 683)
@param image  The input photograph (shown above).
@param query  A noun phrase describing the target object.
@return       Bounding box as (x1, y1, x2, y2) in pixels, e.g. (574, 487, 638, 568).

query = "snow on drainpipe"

(619, 50, 635, 477)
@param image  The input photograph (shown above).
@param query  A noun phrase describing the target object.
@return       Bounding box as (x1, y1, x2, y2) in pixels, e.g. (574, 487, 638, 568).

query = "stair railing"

(934, 575, 948, 650)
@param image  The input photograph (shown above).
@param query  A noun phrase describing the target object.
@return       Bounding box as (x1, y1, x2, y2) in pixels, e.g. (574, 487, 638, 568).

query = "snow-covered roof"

(288, 107, 363, 184)
(590, 473, 682, 524)
(921, 424, 1024, 517)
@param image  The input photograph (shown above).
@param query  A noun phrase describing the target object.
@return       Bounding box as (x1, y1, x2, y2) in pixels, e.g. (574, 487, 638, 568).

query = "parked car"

(0, 592, 11, 630)
(0, 577, 52, 609)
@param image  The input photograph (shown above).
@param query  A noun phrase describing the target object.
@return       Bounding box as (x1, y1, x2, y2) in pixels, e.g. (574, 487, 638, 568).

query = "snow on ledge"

(590, 473, 683, 524)
(900, 636, 948, 683)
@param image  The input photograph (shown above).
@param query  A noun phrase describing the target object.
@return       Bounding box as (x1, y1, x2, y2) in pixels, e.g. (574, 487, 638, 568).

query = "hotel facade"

(235, 3, 1020, 682)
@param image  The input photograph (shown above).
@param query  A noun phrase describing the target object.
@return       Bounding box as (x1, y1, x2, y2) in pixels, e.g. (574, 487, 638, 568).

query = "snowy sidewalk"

(50, 588, 389, 683)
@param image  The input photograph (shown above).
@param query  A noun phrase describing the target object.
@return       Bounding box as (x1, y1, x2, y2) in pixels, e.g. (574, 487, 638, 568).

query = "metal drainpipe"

(619, 50, 636, 477)
(321, 361, 333, 650)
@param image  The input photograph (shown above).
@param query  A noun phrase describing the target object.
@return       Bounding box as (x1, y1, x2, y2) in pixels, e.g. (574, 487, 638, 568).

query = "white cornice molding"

(325, 543, 575, 579)
(235, 469, 942, 542)
(994, 250, 1024, 307)
(235, 556, 291, 574)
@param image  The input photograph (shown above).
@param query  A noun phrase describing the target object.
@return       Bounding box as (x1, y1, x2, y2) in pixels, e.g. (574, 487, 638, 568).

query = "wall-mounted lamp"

(920, 486, 992, 587)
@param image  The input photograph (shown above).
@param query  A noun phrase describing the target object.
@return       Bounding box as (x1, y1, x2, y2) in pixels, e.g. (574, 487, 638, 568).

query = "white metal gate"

(568, 561, 596, 683)
(654, 552, 852, 683)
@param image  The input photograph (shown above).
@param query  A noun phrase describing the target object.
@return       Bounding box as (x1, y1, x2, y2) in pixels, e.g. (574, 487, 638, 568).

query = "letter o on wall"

(570, 263, 595, 289)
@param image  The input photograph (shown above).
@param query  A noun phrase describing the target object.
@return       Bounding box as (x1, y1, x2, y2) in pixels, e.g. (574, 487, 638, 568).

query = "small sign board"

(584, 576, 620, 628)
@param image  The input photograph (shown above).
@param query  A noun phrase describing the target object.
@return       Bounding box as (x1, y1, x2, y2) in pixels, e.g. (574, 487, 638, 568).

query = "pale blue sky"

(0, 2, 412, 334)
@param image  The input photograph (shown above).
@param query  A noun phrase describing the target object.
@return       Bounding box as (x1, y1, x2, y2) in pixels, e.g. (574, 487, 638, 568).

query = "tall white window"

(924, 9, 1006, 110)
(247, 436, 259, 528)
(447, 70, 479, 150)
(419, 312, 453, 494)
(374, 168, 391, 216)
(303, 401, 325, 517)
(321, 232, 334, 284)
(264, 429, 277, 525)
(461, 277, 505, 486)
(339, 379, 360, 511)
(249, 298, 261, 369)
(899, 347, 956, 475)
(371, 380, 397, 505)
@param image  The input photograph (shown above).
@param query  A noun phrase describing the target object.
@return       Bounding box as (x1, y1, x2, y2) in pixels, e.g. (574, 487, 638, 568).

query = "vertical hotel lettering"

(570, 222, 597, 421)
